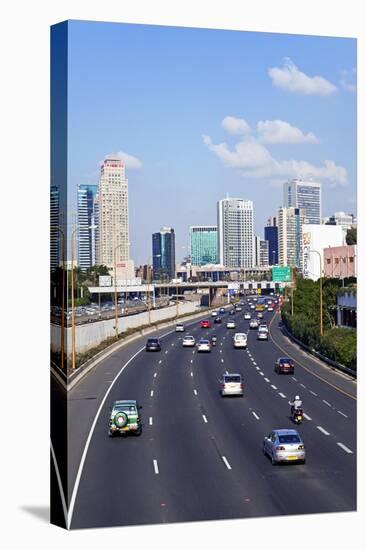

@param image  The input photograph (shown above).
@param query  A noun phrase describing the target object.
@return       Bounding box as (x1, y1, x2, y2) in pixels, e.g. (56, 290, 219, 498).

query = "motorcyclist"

(290, 395, 303, 416)
(211, 335, 217, 345)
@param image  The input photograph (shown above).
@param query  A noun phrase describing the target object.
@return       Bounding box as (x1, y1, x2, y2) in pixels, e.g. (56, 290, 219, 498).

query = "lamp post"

(310, 249, 323, 336)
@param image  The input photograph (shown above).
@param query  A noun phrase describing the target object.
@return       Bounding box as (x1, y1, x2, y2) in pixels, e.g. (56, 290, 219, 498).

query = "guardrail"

(280, 320, 356, 379)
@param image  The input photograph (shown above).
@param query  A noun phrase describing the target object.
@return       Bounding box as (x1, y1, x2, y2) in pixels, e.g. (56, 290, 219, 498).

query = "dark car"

(146, 337, 161, 351)
(219, 308, 225, 314)
(214, 316, 222, 324)
(275, 356, 295, 374)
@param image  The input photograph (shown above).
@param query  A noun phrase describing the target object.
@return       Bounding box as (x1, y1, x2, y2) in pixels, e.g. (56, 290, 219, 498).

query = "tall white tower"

(283, 178, 321, 224)
(217, 198, 254, 268)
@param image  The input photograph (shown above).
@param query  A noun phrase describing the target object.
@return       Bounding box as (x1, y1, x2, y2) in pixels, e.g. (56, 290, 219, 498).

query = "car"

(263, 429, 306, 465)
(250, 304, 256, 310)
(257, 312, 264, 319)
(249, 318, 259, 329)
(219, 308, 226, 314)
(214, 316, 222, 324)
(211, 310, 218, 317)
(197, 338, 211, 352)
(267, 306, 274, 312)
(175, 323, 185, 332)
(257, 329, 268, 340)
(275, 356, 295, 374)
(220, 373, 243, 396)
(182, 335, 196, 347)
(146, 337, 161, 351)
(108, 400, 142, 437)
(235, 306, 242, 312)
(244, 312, 251, 320)
(233, 333, 247, 348)
(200, 319, 211, 328)
(226, 319, 236, 329)
(259, 323, 268, 331)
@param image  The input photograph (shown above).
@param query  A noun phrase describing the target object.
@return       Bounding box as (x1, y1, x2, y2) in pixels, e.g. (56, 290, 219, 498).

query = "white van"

(233, 333, 248, 349)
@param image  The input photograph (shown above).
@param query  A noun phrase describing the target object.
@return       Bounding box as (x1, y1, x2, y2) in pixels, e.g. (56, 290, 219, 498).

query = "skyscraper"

(264, 218, 278, 265)
(77, 183, 98, 270)
(152, 227, 176, 280)
(50, 185, 60, 271)
(190, 226, 217, 265)
(278, 206, 306, 268)
(283, 179, 321, 224)
(97, 155, 129, 270)
(217, 198, 254, 268)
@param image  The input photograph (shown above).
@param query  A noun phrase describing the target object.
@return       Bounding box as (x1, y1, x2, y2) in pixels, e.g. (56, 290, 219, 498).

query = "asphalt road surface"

(53, 303, 356, 529)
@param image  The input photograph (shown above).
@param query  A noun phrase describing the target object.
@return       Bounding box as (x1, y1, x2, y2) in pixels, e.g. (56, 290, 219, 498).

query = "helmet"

(295, 395, 300, 400)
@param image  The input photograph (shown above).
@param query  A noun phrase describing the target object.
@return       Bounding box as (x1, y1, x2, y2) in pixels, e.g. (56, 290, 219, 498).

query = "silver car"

(263, 429, 306, 465)
(182, 335, 195, 347)
(197, 338, 211, 352)
(220, 373, 243, 396)
(175, 323, 185, 332)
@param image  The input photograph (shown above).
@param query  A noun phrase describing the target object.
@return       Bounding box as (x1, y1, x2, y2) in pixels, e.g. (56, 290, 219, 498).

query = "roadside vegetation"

(281, 276, 356, 372)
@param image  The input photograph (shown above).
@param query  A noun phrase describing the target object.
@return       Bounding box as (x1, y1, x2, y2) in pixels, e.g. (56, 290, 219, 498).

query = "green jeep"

(108, 399, 142, 437)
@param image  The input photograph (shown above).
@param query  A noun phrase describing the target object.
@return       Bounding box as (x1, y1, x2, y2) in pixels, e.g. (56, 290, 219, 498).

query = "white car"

(211, 310, 218, 317)
(244, 312, 251, 320)
(257, 329, 268, 340)
(197, 339, 211, 352)
(226, 319, 236, 329)
(220, 373, 243, 397)
(182, 335, 195, 347)
(233, 333, 248, 349)
(267, 306, 274, 312)
(250, 304, 256, 310)
(175, 323, 185, 332)
(235, 306, 242, 312)
(249, 319, 259, 329)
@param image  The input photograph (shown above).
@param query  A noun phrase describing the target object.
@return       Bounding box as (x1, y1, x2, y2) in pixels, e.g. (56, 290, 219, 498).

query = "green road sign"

(272, 266, 291, 282)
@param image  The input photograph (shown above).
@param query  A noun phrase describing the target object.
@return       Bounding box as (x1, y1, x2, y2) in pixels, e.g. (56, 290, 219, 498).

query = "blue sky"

(67, 20, 356, 264)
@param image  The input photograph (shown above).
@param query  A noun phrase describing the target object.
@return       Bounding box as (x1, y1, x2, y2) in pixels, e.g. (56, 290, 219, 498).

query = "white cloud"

(257, 119, 319, 144)
(340, 68, 356, 93)
(202, 132, 347, 187)
(104, 151, 142, 169)
(268, 57, 337, 96)
(221, 116, 251, 135)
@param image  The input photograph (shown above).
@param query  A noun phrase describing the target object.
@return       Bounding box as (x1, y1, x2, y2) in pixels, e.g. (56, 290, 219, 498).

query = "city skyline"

(65, 20, 356, 265)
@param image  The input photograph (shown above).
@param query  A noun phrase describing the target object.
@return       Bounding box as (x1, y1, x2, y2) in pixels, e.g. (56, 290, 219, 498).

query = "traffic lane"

(245, 321, 357, 447)
(194, 338, 356, 515)
(270, 311, 356, 397)
(66, 309, 219, 499)
(70, 333, 182, 528)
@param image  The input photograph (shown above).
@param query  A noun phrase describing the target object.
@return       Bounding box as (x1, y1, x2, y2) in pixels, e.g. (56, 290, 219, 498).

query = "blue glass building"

(152, 227, 176, 280)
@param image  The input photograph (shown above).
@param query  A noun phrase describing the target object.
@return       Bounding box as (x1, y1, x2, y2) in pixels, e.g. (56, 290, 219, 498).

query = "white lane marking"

(158, 360, 162, 364)
(255, 366, 260, 370)
(149, 417, 153, 425)
(310, 390, 317, 396)
(253, 361, 257, 365)
(221, 358, 224, 363)
(264, 377, 270, 383)
(337, 442, 353, 454)
(202, 415, 208, 423)
(303, 413, 312, 421)
(252, 411, 260, 420)
(153, 459, 159, 474)
(50, 440, 68, 527)
(317, 426, 330, 436)
(165, 350, 168, 354)
(292, 377, 297, 381)
(192, 351, 195, 354)
(150, 390, 154, 397)
(190, 359, 193, 363)
(154, 372, 157, 378)
(259, 372, 264, 376)
(67, 345, 145, 528)
(225, 370, 229, 374)
(300, 383, 306, 388)
(279, 392, 287, 398)
(271, 384, 278, 390)
(190, 371, 193, 377)
(250, 358, 254, 362)
(220, 350, 223, 353)
(193, 389, 198, 396)
(222, 456, 232, 470)
(338, 410, 348, 418)
(322, 400, 332, 407)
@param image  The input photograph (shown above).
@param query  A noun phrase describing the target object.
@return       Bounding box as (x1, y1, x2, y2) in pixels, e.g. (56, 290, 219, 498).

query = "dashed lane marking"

(153, 460, 159, 474)
(222, 456, 232, 470)
(300, 383, 306, 389)
(292, 377, 297, 381)
(193, 389, 198, 396)
(252, 411, 260, 420)
(202, 415, 208, 423)
(190, 371, 193, 377)
(271, 385, 278, 390)
(303, 413, 312, 421)
(150, 390, 154, 397)
(279, 392, 287, 399)
(264, 378, 270, 383)
(338, 410, 348, 418)
(337, 442, 353, 454)
(153, 372, 157, 378)
(322, 400, 332, 407)
(259, 372, 264, 376)
(149, 417, 153, 425)
(317, 426, 330, 436)
(310, 390, 317, 396)
(256, 366, 260, 371)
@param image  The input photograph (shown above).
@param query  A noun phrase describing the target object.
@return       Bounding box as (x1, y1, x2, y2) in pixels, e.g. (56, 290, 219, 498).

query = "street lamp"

(310, 249, 323, 336)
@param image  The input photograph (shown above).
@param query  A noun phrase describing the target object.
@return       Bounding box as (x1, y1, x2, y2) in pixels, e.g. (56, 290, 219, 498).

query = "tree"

(346, 227, 357, 245)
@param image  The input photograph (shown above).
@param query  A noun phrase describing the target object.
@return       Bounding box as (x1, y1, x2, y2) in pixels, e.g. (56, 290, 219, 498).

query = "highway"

(55, 301, 356, 529)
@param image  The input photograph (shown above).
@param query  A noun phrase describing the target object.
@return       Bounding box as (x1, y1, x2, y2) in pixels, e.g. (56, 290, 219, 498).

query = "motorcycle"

(292, 407, 303, 424)
(211, 336, 217, 347)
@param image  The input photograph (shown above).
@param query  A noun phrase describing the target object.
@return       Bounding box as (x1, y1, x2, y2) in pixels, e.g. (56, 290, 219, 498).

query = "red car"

(200, 319, 211, 328)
